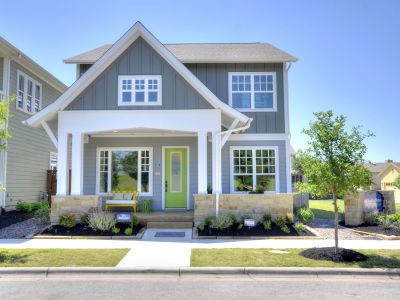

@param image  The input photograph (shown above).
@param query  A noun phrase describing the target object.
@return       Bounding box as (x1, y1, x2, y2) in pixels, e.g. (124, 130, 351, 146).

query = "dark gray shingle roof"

(64, 43, 297, 64)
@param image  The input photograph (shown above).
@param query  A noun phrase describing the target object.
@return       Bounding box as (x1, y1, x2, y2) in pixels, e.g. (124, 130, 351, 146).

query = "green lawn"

(396, 203, 400, 213)
(191, 248, 400, 268)
(309, 199, 344, 219)
(0, 249, 129, 267)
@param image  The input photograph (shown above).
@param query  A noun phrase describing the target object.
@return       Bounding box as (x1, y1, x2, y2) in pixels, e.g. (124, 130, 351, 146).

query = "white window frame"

(118, 75, 162, 106)
(16, 70, 42, 115)
(230, 146, 279, 194)
(228, 72, 277, 112)
(96, 147, 153, 196)
(49, 152, 57, 170)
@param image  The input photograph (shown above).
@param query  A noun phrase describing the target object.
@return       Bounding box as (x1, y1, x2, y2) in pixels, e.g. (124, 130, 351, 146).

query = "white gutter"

(215, 118, 253, 216)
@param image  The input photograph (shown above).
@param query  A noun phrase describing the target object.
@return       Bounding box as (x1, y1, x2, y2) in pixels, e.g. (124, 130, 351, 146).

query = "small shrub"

(237, 223, 243, 230)
(88, 211, 116, 232)
(198, 223, 205, 231)
(204, 216, 216, 226)
(132, 215, 140, 227)
(112, 227, 120, 234)
(294, 222, 306, 232)
(364, 211, 380, 225)
(388, 213, 400, 223)
(124, 227, 133, 236)
(31, 200, 48, 211)
(275, 216, 287, 228)
(207, 184, 212, 194)
(286, 213, 294, 224)
(381, 216, 392, 230)
(226, 214, 237, 224)
(263, 212, 271, 222)
(141, 199, 152, 213)
(16, 200, 33, 213)
(280, 225, 290, 234)
(254, 185, 265, 193)
(80, 213, 89, 225)
(209, 214, 235, 230)
(59, 214, 76, 229)
(263, 220, 272, 231)
(34, 205, 50, 222)
(297, 208, 314, 225)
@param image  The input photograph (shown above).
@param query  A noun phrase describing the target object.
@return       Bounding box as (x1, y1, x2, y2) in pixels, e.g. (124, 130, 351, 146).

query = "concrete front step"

(146, 222, 193, 229)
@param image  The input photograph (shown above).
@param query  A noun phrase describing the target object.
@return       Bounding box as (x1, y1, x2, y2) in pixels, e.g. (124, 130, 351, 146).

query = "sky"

(1, 0, 399, 162)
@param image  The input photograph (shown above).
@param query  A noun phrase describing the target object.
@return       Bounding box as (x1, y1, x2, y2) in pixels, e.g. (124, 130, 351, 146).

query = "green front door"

(165, 148, 187, 208)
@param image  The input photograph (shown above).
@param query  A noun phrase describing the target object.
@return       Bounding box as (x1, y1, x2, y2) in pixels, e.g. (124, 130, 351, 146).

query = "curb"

(0, 267, 399, 277)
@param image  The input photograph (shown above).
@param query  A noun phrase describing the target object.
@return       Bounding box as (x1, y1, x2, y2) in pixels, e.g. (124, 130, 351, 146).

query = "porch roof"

(23, 22, 251, 130)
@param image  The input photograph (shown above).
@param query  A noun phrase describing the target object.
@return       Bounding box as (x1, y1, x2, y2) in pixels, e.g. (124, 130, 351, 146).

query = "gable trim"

(24, 22, 250, 128)
(378, 163, 400, 177)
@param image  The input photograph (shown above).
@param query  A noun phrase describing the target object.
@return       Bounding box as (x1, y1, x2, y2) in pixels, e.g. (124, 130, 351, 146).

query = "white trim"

(16, 70, 42, 115)
(228, 72, 277, 112)
(41, 121, 58, 148)
(95, 147, 153, 196)
(24, 22, 250, 129)
(283, 63, 291, 135)
(229, 146, 280, 194)
(90, 132, 196, 138)
(161, 146, 190, 210)
(228, 133, 289, 141)
(285, 139, 292, 193)
(221, 119, 239, 147)
(0, 57, 10, 208)
(117, 75, 162, 106)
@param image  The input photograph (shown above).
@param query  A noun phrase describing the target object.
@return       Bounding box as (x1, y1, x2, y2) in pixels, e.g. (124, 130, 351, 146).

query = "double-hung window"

(231, 146, 278, 193)
(229, 72, 276, 111)
(118, 75, 162, 106)
(17, 70, 42, 114)
(97, 147, 153, 196)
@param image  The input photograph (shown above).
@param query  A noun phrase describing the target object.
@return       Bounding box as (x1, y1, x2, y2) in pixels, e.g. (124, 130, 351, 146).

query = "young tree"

(393, 173, 400, 187)
(296, 110, 373, 253)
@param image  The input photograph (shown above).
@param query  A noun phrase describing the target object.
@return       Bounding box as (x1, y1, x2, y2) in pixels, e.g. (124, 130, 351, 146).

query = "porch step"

(146, 221, 193, 229)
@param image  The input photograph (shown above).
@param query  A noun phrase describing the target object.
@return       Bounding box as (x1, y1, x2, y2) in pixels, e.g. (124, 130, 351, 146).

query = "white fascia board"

(24, 22, 249, 128)
(228, 133, 289, 141)
(58, 109, 222, 135)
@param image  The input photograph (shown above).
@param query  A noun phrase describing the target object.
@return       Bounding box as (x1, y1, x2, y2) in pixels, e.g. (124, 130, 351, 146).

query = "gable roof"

(378, 162, 400, 177)
(24, 22, 251, 129)
(0, 36, 67, 92)
(365, 162, 400, 175)
(63, 43, 297, 64)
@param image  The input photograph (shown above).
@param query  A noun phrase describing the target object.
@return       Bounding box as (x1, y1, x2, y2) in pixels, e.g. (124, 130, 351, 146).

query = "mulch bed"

(0, 211, 34, 229)
(198, 223, 314, 237)
(300, 247, 367, 262)
(41, 222, 144, 236)
(339, 221, 400, 237)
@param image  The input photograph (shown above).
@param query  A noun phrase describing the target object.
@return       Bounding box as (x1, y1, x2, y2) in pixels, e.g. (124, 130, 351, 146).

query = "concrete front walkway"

(1, 237, 400, 268)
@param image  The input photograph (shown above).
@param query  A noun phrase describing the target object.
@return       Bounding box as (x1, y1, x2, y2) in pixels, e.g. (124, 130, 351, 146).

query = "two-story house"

(0, 37, 66, 211)
(24, 22, 296, 213)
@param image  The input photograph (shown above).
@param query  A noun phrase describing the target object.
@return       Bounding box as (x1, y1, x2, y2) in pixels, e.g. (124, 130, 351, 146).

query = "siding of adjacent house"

(81, 137, 288, 209)
(0, 57, 3, 90)
(66, 37, 213, 111)
(5, 61, 62, 209)
(185, 63, 285, 134)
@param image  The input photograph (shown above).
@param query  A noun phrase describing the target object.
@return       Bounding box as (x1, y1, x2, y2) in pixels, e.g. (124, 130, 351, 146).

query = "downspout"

(215, 118, 253, 216)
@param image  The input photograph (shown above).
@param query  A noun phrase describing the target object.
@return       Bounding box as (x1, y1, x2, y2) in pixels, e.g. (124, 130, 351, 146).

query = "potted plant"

(249, 185, 265, 194)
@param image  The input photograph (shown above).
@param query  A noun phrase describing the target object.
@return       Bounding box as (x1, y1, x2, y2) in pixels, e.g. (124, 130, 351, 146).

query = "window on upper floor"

(17, 70, 42, 114)
(228, 72, 276, 112)
(118, 75, 162, 106)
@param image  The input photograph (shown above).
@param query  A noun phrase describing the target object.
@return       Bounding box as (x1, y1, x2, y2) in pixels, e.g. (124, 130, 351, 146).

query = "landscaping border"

(192, 225, 322, 240)
(342, 226, 400, 240)
(31, 227, 146, 240)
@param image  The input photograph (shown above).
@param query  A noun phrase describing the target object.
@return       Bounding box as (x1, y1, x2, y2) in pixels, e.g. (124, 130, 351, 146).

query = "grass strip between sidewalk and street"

(191, 248, 400, 268)
(309, 199, 344, 219)
(0, 249, 129, 267)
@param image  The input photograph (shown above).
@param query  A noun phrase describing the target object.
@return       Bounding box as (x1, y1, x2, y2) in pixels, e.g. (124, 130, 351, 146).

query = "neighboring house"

(365, 160, 400, 202)
(0, 37, 66, 210)
(24, 22, 296, 211)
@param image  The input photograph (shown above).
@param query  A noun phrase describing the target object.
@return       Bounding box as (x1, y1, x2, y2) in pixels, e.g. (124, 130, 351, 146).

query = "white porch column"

(71, 132, 84, 195)
(56, 132, 69, 195)
(197, 131, 208, 194)
(211, 131, 221, 194)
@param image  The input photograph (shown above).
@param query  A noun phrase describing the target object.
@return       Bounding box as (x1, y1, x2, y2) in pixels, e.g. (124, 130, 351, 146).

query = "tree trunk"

(332, 189, 339, 253)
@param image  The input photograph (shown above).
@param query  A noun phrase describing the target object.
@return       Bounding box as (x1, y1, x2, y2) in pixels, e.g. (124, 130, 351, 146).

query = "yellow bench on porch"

(105, 191, 140, 213)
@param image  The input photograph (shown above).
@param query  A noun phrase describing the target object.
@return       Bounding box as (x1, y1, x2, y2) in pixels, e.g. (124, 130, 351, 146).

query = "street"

(0, 274, 399, 300)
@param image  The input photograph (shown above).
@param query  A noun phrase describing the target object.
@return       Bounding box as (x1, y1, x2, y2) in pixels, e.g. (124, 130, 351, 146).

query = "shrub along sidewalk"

(0, 249, 129, 267)
(191, 248, 400, 268)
